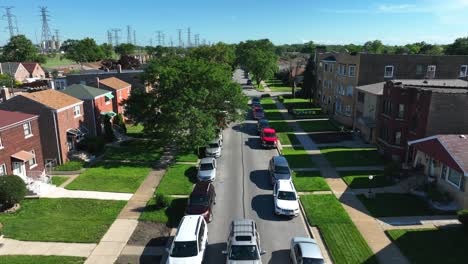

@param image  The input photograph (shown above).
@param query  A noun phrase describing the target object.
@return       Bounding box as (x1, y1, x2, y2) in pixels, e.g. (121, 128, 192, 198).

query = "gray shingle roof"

(61, 84, 112, 100)
(0, 62, 21, 75)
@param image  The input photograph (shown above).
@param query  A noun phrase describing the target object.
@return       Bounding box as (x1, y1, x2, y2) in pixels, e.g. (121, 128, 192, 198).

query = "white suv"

(166, 215, 208, 264)
(273, 180, 300, 217)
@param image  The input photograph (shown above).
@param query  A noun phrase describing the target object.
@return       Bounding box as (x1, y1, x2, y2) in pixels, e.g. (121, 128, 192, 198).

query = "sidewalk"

(85, 151, 174, 264)
(275, 98, 410, 264)
(0, 238, 96, 257)
(260, 80, 272, 92)
(42, 187, 133, 201)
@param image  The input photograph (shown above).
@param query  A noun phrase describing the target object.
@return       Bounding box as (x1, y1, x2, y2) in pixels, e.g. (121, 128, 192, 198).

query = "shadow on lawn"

(144, 198, 188, 228)
(92, 161, 153, 169)
(184, 166, 198, 184)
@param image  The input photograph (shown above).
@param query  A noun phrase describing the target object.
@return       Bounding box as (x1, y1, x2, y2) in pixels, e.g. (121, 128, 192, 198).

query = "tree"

(100, 43, 115, 59)
(1, 35, 43, 62)
(445, 37, 468, 55)
(0, 74, 15, 87)
(236, 39, 278, 87)
(188, 42, 236, 69)
(302, 56, 317, 101)
(363, 40, 385, 54)
(123, 56, 248, 151)
(114, 43, 136, 56)
(0, 175, 27, 210)
(63, 38, 105, 63)
(118, 55, 140, 69)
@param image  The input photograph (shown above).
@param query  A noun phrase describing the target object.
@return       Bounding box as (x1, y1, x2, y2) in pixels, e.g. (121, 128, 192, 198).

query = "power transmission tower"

(169, 36, 174, 47)
(162, 33, 165, 46)
(133, 30, 136, 45)
(177, 29, 183, 48)
(107, 30, 113, 45)
(1, 6, 18, 39)
(187, 27, 191, 48)
(202, 39, 206, 46)
(111, 28, 121, 46)
(156, 30, 162, 46)
(149, 38, 153, 47)
(126, 25, 132, 44)
(39, 6, 52, 52)
(54, 29, 60, 50)
(194, 34, 200, 47)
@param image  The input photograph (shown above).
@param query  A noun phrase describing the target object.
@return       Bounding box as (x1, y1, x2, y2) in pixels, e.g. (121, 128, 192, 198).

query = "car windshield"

(264, 133, 276, 138)
(303, 258, 325, 264)
(274, 165, 290, 175)
(200, 163, 214, 170)
(209, 143, 219, 148)
(229, 245, 260, 260)
(170, 241, 198, 257)
(189, 195, 209, 206)
(260, 120, 269, 126)
(278, 191, 296, 200)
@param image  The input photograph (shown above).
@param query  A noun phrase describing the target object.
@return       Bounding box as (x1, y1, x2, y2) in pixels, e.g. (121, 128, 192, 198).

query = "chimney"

(117, 64, 122, 73)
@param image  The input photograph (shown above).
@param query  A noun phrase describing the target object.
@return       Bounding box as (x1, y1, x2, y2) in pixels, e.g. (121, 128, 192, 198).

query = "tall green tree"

(445, 37, 468, 55)
(188, 42, 236, 69)
(100, 43, 115, 59)
(123, 56, 247, 150)
(236, 39, 278, 86)
(114, 43, 136, 56)
(363, 40, 385, 54)
(1, 35, 44, 62)
(63, 38, 105, 63)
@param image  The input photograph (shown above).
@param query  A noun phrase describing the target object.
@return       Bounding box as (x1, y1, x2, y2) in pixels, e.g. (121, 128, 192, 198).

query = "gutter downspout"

(91, 99, 97, 136)
(52, 111, 62, 164)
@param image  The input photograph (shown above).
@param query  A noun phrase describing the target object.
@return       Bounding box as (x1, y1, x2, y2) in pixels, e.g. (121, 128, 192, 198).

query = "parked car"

(222, 219, 265, 264)
(290, 237, 325, 264)
(260, 127, 277, 148)
(205, 139, 222, 158)
(215, 128, 223, 143)
(257, 119, 270, 133)
(253, 109, 265, 120)
(166, 215, 208, 264)
(268, 156, 292, 185)
(197, 157, 217, 181)
(247, 79, 252, 85)
(251, 97, 260, 105)
(186, 182, 216, 222)
(273, 180, 300, 217)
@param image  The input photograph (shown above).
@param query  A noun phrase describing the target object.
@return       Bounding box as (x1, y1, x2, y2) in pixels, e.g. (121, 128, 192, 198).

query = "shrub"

(384, 161, 400, 179)
(103, 115, 115, 142)
(457, 210, 468, 228)
(278, 95, 284, 102)
(114, 114, 127, 133)
(78, 136, 106, 155)
(154, 193, 171, 209)
(0, 175, 27, 210)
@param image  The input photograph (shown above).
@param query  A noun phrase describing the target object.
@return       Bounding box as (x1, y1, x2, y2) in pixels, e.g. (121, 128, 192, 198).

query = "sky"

(1, 0, 468, 46)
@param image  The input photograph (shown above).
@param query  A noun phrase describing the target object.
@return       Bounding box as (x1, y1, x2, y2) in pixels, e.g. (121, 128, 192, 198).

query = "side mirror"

(222, 250, 228, 255)
(260, 250, 266, 255)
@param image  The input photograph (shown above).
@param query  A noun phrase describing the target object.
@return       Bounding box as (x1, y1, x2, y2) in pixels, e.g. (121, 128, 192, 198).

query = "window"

(328, 80, 332, 89)
(335, 99, 342, 113)
(460, 65, 468, 77)
(384, 65, 394, 78)
(29, 150, 37, 167)
(416, 64, 424, 75)
(330, 63, 334, 73)
(446, 168, 463, 188)
(358, 92, 365, 103)
(324, 63, 328, 72)
(349, 65, 356, 77)
(397, 104, 405, 119)
(105, 96, 110, 104)
(410, 114, 418, 132)
(327, 96, 331, 105)
(343, 65, 347, 75)
(197, 221, 205, 251)
(0, 163, 6, 176)
(346, 85, 353, 96)
(426, 65, 436, 78)
(394, 131, 401, 145)
(73, 105, 81, 117)
(23, 122, 32, 137)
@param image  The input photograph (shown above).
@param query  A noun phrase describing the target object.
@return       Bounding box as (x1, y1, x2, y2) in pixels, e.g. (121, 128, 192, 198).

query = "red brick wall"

(56, 104, 84, 163)
(0, 118, 45, 175)
(116, 87, 131, 118)
(94, 95, 114, 135)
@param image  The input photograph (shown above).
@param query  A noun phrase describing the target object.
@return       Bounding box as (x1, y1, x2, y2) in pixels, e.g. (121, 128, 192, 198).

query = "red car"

(185, 182, 216, 222)
(260, 127, 278, 148)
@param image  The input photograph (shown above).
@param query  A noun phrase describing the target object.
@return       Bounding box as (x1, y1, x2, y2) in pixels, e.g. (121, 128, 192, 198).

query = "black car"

(257, 119, 270, 133)
(246, 79, 252, 85)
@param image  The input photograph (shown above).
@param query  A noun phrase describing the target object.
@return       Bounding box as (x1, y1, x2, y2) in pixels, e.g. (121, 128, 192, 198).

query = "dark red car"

(260, 127, 278, 148)
(185, 182, 216, 222)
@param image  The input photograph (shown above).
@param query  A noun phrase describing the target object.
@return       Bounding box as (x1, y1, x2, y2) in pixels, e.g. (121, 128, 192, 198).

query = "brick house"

(95, 77, 132, 119)
(65, 69, 151, 92)
(0, 90, 85, 165)
(354, 82, 384, 143)
(21, 63, 46, 79)
(408, 135, 468, 209)
(314, 51, 468, 127)
(377, 79, 468, 161)
(0, 62, 30, 82)
(0, 110, 45, 182)
(61, 84, 115, 136)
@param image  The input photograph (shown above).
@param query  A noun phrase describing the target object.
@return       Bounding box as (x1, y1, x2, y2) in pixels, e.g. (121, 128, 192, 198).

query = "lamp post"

(368, 175, 375, 198)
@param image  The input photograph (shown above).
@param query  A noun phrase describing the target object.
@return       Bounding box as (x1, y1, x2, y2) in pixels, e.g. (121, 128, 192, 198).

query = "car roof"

(230, 219, 258, 246)
(191, 182, 212, 195)
(263, 128, 276, 133)
(298, 241, 323, 259)
(277, 179, 295, 191)
(200, 157, 215, 163)
(174, 215, 203, 242)
(273, 156, 289, 166)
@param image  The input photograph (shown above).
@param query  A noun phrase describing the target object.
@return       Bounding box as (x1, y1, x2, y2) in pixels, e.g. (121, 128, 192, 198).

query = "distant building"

(0, 62, 30, 82)
(21, 63, 46, 79)
(353, 82, 384, 144)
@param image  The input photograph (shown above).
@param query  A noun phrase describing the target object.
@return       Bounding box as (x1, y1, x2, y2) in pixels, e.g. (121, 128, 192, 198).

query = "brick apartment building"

(61, 84, 115, 136)
(21, 63, 46, 79)
(0, 90, 85, 165)
(0, 110, 45, 181)
(96, 77, 132, 119)
(353, 82, 385, 143)
(377, 79, 468, 161)
(314, 51, 468, 127)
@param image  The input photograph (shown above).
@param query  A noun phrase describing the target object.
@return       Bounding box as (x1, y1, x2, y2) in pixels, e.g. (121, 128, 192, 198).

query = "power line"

(187, 27, 191, 48)
(177, 28, 183, 48)
(111, 28, 121, 46)
(156, 30, 162, 46)
(1, 6, 18, 39)
(194, 34, 200, 47)
(107, 30, 113, 45)
(126, 25, 132, 44)
(162, 33, 165, 46)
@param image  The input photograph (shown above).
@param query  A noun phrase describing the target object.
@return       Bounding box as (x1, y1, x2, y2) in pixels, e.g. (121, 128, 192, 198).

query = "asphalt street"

(205, 69, 309, 264)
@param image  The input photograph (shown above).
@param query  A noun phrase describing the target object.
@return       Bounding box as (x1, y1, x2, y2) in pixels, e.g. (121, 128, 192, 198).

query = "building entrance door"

(12, 162, 27, 181)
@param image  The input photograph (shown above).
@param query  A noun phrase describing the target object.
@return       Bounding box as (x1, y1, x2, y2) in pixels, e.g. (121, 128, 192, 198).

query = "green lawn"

(264, 79, 294, 92)
(42, 54, 75, 68)
(282, 147, 315, 168)
(293, 171, 330, 192)
(103, 140, 163, 162)
(175, 152, 199, 162)
(0, 256, 85, 264)
(51, 176, 69, 186)
(340, 171, 393, 189)
(264, 109, 284, 120)
(387, 227, 468, 264)
(66, 162, 151, 193)
(0, 198, 126, 243)
(54, 161, 85, 171)
(301, 195, 377, 264)
(269, 121, 293, 133)
(260, 98, 277, 110)
(357, 193, 434, 217)
(298, 120, 339, 132)
(139, 197, 188, 227)
(277, 133, 300, 145)
(126, 124, 146, 138)
(156, 164, 197, 195)
(320, 147, 385, 167)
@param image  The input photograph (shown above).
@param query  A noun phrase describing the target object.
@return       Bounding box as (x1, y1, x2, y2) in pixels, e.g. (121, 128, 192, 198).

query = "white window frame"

(73, 105, 81, 117)
(460, 65, 468, 77)
(29, 149, 37, 168)
(23, 122, 32, 138)
(0, 163, 6, 176)
(446, 168, 462, 188)
(349, 65, 356, 77)
(384, 65, 394, 78)
(345, 105, 352, 116)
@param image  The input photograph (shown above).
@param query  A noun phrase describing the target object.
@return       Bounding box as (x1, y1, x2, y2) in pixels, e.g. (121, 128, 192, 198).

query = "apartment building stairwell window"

(346, 85, 353, 97)
(384, 65, 394, 78)
(349, 65, 356, 77)
(426, 65, 436, 79)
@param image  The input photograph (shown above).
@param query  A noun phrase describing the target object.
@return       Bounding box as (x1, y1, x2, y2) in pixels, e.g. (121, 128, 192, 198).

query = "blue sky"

(1, 0, 468, 46)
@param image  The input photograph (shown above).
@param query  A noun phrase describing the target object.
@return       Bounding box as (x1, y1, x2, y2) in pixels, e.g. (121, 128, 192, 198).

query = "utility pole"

(177, 29, 183, 48)
(126, 25, 132, 44)
(133, 30, 136, 45)
(107, 30, 113, 45)
(1, 6, 18, 39)
(187, 27, 191, 48)
(111, 28, 121, 46)
(39, 6, 52, 53)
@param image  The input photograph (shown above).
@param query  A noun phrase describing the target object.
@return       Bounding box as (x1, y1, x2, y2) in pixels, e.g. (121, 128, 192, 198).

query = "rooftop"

(389, 79, 468, 94)
(62, 84, 112, 100)
(20, 89, 82, 110)
(21, 62, 40, 74)
(0, 109, 38, 130)
(174, 215, 202, 242)
(98, 77, 131, 90)
(356, 82, 385, 95)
